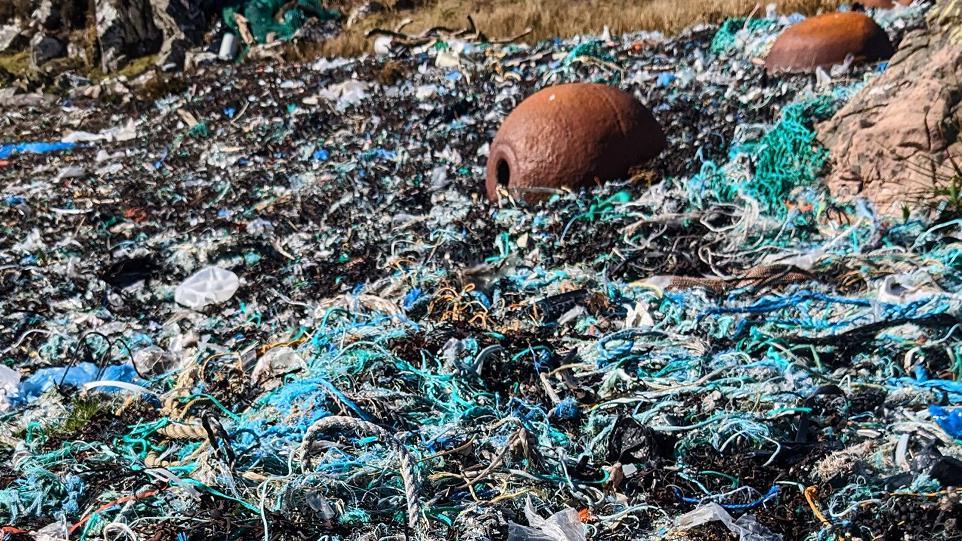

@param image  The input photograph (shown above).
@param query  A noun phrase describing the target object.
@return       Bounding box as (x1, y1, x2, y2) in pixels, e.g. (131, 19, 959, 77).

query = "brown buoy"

(765, 12, 894, 73)
(485, 83, 666, 202)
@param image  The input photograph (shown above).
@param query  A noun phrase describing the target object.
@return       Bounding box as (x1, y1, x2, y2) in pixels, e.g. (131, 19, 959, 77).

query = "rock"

(857, 0, 911, 8)
(32, 0, 61, 31)
(95, 0, 163, 73)
(817, 2, 962, 216)
(0, 23, 28, 53)
(0, 66, 14, 87)
(150, 0, 208, 71)
(30, 34, 66, 67)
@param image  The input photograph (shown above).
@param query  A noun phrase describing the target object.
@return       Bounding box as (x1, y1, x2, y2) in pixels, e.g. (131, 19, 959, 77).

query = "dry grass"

(317, 0, 842, 57)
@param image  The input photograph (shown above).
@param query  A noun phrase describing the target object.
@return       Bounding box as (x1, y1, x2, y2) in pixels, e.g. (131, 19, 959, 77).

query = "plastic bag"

(17, 362, 139, 404)
(675, 503, 781, 541)
(507, 497, 586, 541)
(174, 266, 240, 310)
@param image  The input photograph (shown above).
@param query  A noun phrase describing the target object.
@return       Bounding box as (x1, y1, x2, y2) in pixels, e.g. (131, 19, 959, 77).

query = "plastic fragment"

(675, 503, 782, 541)
(930, 405, 962, 439)
(319, 80, 370, 110)
(507, 497, 586, 541)
(0, 141, 75, 159)
(16, 363, 139, 404)
(174, 266, 240, 310)
(0, 365, 20, 412)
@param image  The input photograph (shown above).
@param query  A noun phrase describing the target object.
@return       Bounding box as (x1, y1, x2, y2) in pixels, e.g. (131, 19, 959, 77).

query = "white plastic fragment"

(507, 497, 586, 541)
(436, 49, 461, 68)
(318, 80, 370, 110)
(877, 273, 939, 304)
(815, 66, 832, 88)
(430, 165, 449, 189)
(218, 32, 238, 61)
(174, 266, 240, 310)
(558, 305, 586, 326)
(32, 522, 69, 541)
(251, 346, 306, 388)
(674, 502, 781, 541)
(0, 365, 20, 412)
(312, 57, 352, 72)
(82, 380, 157, 396)
(373, 35, 393, 56)
(133, 346, 179, 376)
(624, 300, 655, 328)
(830, 53, 855, 77)
(61, 119, 137, 144)
(415, 84, 439, 100)
(55, 166, 86, 181)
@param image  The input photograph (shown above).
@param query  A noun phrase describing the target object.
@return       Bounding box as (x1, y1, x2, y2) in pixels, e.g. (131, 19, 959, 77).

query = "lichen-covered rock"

(0, 24, 28, 53)
(150, 0, 208, 71)
(95, 0, 163, 73)
(817, 1, 962, 215)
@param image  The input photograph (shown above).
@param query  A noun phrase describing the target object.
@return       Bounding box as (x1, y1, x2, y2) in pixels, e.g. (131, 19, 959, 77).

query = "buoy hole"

(496, 159, 510, 187)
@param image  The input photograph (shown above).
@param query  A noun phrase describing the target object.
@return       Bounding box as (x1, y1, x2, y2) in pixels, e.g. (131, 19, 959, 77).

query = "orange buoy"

(765, 12, 894, 73)
(485, 83, 666, 202)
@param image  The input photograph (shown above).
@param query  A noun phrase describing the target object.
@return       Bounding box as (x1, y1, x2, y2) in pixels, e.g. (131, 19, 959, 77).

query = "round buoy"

(765, 12, 894, 73)
(485, 83, 666, 202)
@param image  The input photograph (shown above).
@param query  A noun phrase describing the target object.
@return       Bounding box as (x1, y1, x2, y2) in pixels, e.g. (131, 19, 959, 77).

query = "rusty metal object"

(765, 12, 894, 73)
(485, 83, 666, 202)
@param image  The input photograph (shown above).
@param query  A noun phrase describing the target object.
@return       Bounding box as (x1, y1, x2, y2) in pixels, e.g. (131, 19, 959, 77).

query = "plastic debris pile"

(1, 3, 956, 541)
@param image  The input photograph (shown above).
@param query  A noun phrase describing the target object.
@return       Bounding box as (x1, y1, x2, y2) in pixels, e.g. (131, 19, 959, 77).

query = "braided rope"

(158, 422, 208, 440)
(298, 416, 423, 530)
(645, 264, 811, 293)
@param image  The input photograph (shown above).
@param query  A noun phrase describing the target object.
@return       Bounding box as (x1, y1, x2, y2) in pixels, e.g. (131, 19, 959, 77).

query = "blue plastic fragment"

(313, 148, 330, 161)
(0, 141, 76, 159)
(552, 398, 581, 420)
(891, 377, 962, 402)
(402, 288, 422, 310)
(657, 72, 676, 87)
(930, 405, 962, 439)
(16, 362, 140, 405)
